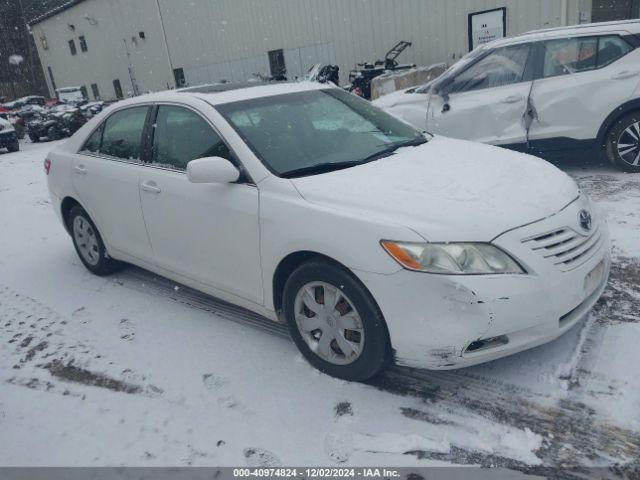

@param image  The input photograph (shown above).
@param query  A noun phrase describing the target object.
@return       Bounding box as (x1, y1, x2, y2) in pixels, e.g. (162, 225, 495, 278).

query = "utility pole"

(155, 0, 176, 88)
(122, 39, 140, 96)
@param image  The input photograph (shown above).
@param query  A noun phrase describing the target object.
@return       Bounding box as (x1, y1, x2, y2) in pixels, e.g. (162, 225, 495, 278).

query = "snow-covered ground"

(1, 141, 639, 473)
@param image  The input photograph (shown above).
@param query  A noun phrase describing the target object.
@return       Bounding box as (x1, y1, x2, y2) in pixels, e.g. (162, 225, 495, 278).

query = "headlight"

(381, 241, 525, 275)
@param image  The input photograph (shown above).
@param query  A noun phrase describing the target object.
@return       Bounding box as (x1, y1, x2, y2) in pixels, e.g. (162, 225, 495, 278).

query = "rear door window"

(540, 35, 633, 78)
(99, 107, 149, 161)
(542, 37, 598, 77)
(597, 35, 634, 68)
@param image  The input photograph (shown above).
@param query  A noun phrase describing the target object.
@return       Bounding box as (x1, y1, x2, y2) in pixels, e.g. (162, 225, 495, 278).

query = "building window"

(79, 36, 88, 52)
(139, 31, 146, 39)
(113, 79, 124, 99)
(91, 83, 100, 99)
(173, 68, 186, 88)
(68, 39, 77, 56)
(268, 49, 286, 79)
(80, 86, 88, 99)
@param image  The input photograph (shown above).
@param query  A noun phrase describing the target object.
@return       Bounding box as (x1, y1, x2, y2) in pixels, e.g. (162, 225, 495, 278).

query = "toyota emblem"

(579, 209, 592, 232)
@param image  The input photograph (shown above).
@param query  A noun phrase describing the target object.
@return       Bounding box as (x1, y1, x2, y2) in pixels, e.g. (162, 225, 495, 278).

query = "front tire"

(7, 139, 19, 152)
(68, 206, 123, 276)
(283, 260, 391, 381)
(47, 126, 63, 141)
(606, 111, 640, 172)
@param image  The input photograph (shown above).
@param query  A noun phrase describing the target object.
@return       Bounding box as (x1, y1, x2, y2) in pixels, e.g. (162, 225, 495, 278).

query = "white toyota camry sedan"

(45, 82, 610, 381)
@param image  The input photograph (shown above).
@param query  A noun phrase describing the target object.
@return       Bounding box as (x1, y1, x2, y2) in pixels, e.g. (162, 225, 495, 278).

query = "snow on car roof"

(77, 82, 331, 117)
(486, 19, 640, 49)
(183, 81, 331, 105)
(523, 19, 640, 37)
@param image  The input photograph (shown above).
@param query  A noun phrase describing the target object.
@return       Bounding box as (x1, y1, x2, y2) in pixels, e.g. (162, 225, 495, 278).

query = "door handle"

(74, 165, 87, 175)
(501, 95, 523, 104)
(140, 181, 161, 194)
(612, 70, 638, 80)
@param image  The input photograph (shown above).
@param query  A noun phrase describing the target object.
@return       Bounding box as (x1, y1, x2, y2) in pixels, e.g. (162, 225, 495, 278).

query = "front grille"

(522, 224, 603, 271)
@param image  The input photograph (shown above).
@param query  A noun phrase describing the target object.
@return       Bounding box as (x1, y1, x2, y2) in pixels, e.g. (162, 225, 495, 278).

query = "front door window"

(151, 106, 232, 171)
(447, 44, 530, 93)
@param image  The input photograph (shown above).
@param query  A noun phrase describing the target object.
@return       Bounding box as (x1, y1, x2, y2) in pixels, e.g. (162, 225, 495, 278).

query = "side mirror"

(187, 157, 240, 184)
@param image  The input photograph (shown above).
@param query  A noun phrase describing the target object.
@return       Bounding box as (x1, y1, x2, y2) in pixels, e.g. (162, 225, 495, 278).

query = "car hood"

(290, 136, 579, 242)
(372, 87, 431, 110)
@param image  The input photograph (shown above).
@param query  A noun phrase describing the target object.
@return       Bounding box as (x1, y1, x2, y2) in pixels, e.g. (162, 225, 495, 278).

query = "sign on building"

(468, 7, 506, 51)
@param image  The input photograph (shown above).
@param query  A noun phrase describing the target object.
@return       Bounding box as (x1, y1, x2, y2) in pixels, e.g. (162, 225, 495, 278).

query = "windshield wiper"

(280, 137, 428, 179)
(359, 137, 428, 163)
(281, 160, 363, 179)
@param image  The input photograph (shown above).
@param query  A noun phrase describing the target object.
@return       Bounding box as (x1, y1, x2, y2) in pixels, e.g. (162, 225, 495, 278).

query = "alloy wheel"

(293, 282, 365, 366)
(617, 121, 640, 167)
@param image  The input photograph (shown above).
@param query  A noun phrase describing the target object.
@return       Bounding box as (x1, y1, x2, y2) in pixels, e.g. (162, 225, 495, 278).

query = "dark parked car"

(0, 117, 19, 152)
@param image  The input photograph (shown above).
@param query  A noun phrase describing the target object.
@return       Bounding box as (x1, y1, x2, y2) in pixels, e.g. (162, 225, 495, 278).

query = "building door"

(173, 68, 186, 88)
(113, 79, 123, 99)
(268, 49, 286, 79)
(47, 66, 57, 92)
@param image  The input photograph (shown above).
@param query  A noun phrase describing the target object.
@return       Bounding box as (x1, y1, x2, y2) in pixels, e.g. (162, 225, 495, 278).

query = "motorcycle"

(347, 41, 415, 99)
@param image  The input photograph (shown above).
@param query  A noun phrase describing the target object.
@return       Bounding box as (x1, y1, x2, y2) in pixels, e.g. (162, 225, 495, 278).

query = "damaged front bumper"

(354, 199, 611, 370)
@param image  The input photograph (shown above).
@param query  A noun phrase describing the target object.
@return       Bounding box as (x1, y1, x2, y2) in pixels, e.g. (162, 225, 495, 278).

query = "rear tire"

(67, 206, 124, 276)
(606, 111, 640, 172)
(7, 140, 19, 152)
(283, 259, 391, 381)
(29, 133, 39, 143)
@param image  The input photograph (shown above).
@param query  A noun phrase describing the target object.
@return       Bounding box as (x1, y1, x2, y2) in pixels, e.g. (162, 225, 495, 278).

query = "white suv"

(373, 20, 640, 172)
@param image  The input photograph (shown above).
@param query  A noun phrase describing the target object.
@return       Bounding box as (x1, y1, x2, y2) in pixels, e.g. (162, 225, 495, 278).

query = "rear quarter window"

(81, 124, 103, 154)
(597, 35, 634, 68)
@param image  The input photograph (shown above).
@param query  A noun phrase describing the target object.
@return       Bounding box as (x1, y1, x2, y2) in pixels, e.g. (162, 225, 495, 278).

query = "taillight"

(44, 158, 51, 175)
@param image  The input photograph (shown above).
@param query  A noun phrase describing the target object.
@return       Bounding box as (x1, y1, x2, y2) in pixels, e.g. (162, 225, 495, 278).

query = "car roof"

(484, 19, 640, 49)
(184, 81, 330, 104)
(112, 81, 331, 109)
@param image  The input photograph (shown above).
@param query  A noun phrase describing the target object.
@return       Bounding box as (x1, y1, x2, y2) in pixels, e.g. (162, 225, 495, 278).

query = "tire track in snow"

(0, 284, 163, 398)
(113, 266, 640, 470)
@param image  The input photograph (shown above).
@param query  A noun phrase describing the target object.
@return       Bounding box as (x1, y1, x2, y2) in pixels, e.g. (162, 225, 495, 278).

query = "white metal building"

(28, 0, 605, 101)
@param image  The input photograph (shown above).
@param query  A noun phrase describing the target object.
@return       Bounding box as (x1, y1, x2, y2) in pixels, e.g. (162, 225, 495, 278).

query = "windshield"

(216, 89, 425, 177)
